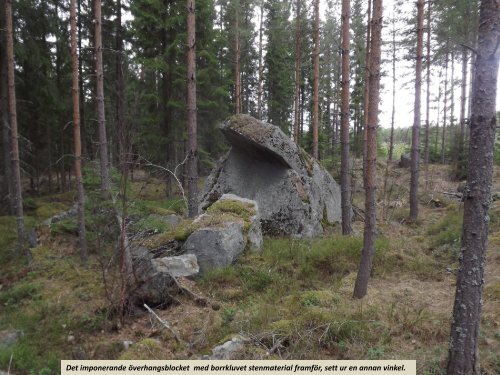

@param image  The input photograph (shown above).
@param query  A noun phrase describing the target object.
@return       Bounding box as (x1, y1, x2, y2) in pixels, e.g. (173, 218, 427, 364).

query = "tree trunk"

(115, 0, 126, 175)
(311, 0, 320, 159)
(441, 49, 449, 164)
(353, 0, 382, 299)
(234, 6, 241, 115)
(94, 0, 111, 195)
(435, 69, 442, 156)
(459, 47, 468, 149)
(409, 0, 424, 222)
(293, 0, 301, 143)
(424, 1, 431, 165)
(340, 0, 352, 235)
(186, 0, 198, 218)
(450, 51, 455, 130)
(257, 0, 264, 120)
(388, 8, 395, 162)
(0, 0, 14, 214)
(362, 0, 372, 174)
(5, 0, 29, 261)
(447, 1, 499, 373)
(70, 0, 88, 262)
(78, 0, 90, 159)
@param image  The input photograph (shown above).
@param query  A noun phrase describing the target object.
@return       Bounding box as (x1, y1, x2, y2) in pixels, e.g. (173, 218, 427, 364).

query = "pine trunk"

(257, 1, 264, 120)
(362, 0, 372, 173)
(340, 0, 352, 234)
(447, 0, 499, 373)
(293, 0, 302, 144)
(312, 0, 320, 159)
(424, 1, 431, 164)
(5, 0, 29, 261)
(94, 0, 111, 195)
(353, 0, 382, 299)
(388, 10, 395, 161)
(0, 0, 14, 214)
(186, 0, 198, 218)
(234, 8, 241, 115)
(115, 0, 126, 174)
(410, 0, 424, 221)
(70, 0, 88, 262)
(442, 50, 449, 164)
(459, 48, 468, 149)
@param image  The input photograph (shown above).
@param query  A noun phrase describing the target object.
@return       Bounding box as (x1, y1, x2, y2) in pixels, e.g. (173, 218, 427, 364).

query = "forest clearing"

(0, 0, 499, 374)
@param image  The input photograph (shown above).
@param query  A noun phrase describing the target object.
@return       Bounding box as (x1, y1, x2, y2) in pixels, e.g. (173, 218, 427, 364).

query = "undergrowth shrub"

(427, 209, 463, 260)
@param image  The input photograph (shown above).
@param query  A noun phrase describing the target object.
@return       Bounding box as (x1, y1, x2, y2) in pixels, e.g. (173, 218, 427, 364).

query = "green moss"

(119, 338, 164, 359)
(207, 199, 256, 220)
(132, 216, 170, 234)
(144, 198, 255, 248)
(34, 202, 69, 220)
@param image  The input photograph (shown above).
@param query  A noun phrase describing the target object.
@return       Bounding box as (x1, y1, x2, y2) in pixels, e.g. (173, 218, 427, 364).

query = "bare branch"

(128, 154, 189, 211)
(143, 303, 182, 342)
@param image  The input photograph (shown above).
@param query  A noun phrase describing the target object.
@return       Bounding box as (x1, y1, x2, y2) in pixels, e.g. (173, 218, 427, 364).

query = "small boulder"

(206, 336, 246, 360)
(0, 329, 22, 347)
(399, 154, 411, 168)
(152, 254, 199, 277)
(182, 222, 245, 273)
(182, 194, 262, 273)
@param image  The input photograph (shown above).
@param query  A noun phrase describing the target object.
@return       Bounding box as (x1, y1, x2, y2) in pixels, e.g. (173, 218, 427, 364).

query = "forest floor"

(0, 162, 499, 375)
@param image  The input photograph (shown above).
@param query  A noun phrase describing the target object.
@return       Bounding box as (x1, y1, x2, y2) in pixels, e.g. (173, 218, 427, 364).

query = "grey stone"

(43, 204, 78, 225)
(152, 254, 199, 277)
(399, 154, 411, 168)
(0, 330, 22, 347)
(123, 341, 134, 350)
(200, 115, 342, 237)
(217, 194, 263, 251)
(208, 336, 246, 360)
(182, 221, 246, 273)
(129, 246, 175, 305)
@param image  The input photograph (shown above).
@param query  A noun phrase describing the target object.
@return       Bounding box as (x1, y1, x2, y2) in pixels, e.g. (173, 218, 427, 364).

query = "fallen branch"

(143, 303, 182, 342)
(440, 191, 463, 199)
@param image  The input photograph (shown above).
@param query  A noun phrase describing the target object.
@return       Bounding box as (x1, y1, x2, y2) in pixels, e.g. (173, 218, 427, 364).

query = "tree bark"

(441, 49, 449, 164)
(5, 0, 29, 261)
(70, 0, 88, 262)
(257, 0, 264, 120)
(409, 0, 424, 222)
(353, 0, 382, 299)
(362, 0, 372, 175)
(234, 5, 241, 115)
(388, 8, 395, 161)
(340, 0, 352, 235)
(0, 0, 14, 214)
(293, 0, 302, 144)
(447, 0, 499, 373)
(186, 0, 198, 218)
(311, 0, 320, 159)
(459, 47, 468, 150)
(94, 0, 111, 195)
(115, 0, 126, 175)
(424, 1, 431, 165)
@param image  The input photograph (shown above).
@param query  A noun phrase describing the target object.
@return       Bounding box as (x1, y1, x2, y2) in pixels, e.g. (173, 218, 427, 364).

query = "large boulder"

(200, 115, 341, 237)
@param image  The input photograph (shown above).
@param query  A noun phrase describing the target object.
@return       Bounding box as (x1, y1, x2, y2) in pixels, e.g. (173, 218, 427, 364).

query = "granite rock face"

(200, 114, 342, 237)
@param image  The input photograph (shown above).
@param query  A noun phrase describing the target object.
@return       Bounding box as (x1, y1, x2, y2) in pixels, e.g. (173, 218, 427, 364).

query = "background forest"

(0, 0, 499, 374)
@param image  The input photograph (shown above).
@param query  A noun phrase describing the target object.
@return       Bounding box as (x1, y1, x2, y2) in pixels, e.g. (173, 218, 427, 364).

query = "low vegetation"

(0, 164, 499, 375)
